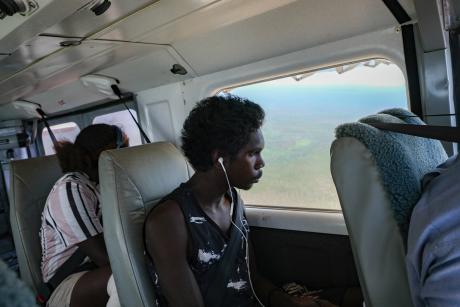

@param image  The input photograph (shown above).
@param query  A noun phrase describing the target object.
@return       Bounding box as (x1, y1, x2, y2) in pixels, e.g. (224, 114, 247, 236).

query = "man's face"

(226, 129, 265, 190)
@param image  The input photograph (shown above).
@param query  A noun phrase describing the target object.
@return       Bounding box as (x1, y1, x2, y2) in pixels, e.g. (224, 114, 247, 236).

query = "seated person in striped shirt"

(40, 124, 128, 307)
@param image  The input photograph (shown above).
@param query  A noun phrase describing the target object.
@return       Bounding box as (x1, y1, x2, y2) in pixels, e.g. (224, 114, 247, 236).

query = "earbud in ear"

(217, 157, 227, 173)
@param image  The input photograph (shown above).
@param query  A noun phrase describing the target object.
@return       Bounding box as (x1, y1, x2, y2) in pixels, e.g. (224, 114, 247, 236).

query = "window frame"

(216, 57, 409, 211)
(41, 121, 82, 156)
(37, 99, 140, 156)
(219, 57, 409, 99)
(91, 108, 143, 147)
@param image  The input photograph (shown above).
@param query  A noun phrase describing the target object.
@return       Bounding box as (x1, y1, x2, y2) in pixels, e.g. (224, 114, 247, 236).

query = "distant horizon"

(228, 62, 408, 210)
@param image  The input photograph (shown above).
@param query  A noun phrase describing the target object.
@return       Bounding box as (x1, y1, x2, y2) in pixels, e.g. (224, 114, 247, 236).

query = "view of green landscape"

(227, 62, 408, 210)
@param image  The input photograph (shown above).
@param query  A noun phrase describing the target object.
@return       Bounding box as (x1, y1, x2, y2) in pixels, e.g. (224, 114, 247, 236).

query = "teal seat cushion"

(335, 108, 447, 243)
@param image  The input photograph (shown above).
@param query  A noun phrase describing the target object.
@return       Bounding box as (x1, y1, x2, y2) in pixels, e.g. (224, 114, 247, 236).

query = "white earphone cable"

(218, 158, 265, 307)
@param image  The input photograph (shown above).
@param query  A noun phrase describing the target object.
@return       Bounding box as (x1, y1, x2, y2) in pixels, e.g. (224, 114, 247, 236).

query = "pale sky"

(261, 63, 406, 88)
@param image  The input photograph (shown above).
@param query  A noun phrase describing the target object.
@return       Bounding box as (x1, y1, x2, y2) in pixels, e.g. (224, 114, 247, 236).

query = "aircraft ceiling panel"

(170, 0, 405, 76)
(0, 0, 53, 41)
(96, 47, 194, 92)
(0, 0, 417, 109)
(0, 41, 116, 105)
(0, 36, 63, 81)
(0, 101, 42, 120)
(91, 0, 219, 42)
(24, 82, 111, 114)
(0, 41, 192, 111)
(42, 0, 159, 38)
(0, 0, 88, 53)
(29, 46, 193, 114)
(94, 0, 295, 44)
(0, 84, 34, 105)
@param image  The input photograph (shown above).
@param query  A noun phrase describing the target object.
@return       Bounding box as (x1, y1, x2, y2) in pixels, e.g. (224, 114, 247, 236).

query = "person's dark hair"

(181, 95, 265, 171)
(55, 124, 122, 174)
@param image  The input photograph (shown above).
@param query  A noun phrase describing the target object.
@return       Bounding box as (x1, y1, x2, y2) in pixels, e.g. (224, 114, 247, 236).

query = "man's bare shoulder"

(145, 200, 186, 238)
(148, 200, 182, 220)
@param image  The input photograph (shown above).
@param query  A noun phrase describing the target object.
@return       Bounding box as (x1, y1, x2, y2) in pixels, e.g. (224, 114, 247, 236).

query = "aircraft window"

(42, 122, 81, 156)
(222, 60, 408, 210)
(92, 109, 142, 146)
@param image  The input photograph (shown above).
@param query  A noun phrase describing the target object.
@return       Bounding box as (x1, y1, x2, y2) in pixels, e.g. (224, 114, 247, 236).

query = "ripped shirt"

(145, 183, 254, 307)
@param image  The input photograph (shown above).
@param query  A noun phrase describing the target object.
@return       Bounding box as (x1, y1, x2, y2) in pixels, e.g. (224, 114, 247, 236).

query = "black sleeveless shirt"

(145, 183, 255, 307)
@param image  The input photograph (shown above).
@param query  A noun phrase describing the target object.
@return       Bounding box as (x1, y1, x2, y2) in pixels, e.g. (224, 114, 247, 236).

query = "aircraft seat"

(9, 155, 62, 293)
(330, 108, 447, 307)
(99, 142, 191, 307)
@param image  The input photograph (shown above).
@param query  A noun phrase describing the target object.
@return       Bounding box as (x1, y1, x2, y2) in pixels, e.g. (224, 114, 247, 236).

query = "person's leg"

(70, 266, 111, 307)
(47, 271, 88, 307)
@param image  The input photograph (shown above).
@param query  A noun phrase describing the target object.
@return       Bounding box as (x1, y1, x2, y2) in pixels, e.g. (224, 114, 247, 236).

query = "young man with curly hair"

(144, 95, 336, 307)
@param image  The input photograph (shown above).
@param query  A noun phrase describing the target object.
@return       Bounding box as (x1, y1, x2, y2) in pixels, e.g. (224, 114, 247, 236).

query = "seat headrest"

(335, 108, 447, 241)
(98, 142, 191, 307)
(99, 142, 191, 208)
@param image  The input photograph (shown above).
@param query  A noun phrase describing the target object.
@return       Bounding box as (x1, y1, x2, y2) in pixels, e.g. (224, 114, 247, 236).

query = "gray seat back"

(9, 155, 62, 293)
(330, 108, 446, 307)
(99, 142, 191, 307)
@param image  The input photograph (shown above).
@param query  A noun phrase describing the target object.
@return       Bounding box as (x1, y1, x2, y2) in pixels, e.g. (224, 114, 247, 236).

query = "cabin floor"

(0, 233, 17, 273)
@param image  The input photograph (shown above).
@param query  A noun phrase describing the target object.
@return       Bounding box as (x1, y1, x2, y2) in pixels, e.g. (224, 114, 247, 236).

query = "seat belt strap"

(111, 84, 151, 143)
(37, 249, 94, 304)
(381, 0, 423, 117)
(381, 0, 410, 24)
(368, 122, 460, 143)
(47, 249, 89, 289)
(36, 108, 59, 148)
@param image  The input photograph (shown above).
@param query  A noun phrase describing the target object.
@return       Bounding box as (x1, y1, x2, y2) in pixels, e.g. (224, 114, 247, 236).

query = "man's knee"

(70, 266, 112, 307)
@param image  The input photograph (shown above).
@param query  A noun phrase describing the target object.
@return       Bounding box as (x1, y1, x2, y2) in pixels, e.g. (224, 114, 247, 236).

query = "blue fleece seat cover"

(335, 108, 447, 242)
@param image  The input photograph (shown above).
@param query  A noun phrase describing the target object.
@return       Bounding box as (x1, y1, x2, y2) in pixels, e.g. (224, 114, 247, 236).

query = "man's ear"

(211, 149, 221, 165)
(211, 149, 228, 166)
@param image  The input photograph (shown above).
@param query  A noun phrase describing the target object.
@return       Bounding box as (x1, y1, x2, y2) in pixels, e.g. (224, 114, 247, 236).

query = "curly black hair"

(181, 95, 265, 172)
(55, 124, 122, 174)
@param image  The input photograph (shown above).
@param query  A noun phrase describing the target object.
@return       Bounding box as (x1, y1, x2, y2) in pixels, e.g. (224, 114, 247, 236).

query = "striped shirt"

(40, 172, 102, 283)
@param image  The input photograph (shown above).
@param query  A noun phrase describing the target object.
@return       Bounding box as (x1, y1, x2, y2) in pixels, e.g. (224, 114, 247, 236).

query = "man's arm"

(145, 200, 204, 307)
(418, 241, 460, 307)
(77, 233, 110, 267)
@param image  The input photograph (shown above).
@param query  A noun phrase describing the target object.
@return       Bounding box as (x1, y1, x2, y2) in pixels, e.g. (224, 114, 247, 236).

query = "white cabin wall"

(136, 82, 187, 146)
(136, 26, 407, 145)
